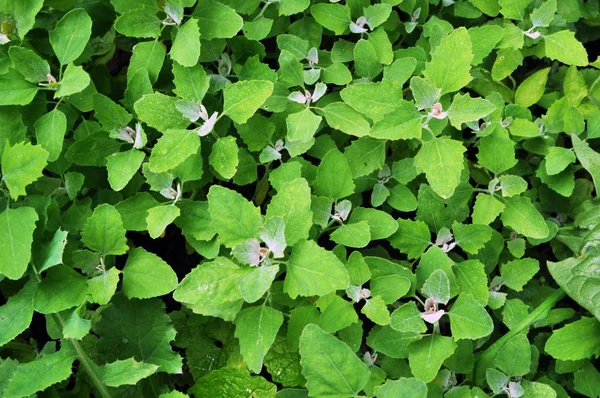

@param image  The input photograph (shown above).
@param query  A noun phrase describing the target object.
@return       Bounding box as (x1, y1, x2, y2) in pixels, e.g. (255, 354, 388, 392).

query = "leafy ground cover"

(0, 0, 600, 397)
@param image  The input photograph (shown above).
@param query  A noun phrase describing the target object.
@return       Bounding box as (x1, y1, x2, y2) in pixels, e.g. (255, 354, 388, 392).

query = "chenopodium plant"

(1, 0, 600, 396)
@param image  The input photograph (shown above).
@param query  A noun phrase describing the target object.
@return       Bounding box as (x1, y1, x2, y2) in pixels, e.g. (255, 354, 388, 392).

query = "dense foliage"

(0, 0, 600, 396)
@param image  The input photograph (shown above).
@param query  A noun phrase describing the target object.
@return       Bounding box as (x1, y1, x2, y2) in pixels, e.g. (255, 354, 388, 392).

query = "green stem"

(473, 288, 565, 385)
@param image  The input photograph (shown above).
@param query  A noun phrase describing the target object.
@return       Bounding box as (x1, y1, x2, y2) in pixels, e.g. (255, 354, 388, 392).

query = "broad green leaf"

(422, 269, 451, 305)
(452, 222, 492, 255)
(173, 257, 244, 321)
(545, 317, 600, 361)
(414, 137, 466, 199)
(572, 134, 600, 195)
(370, 101, 422, 140)
(286, 108, 322, 142)
(390, 302, 427, 334)
(279, 0, 309, 15)
(410, 76, 441, 110)
(114, 9, 162, 38)
(86, 267, 120, 305)
(146, 205, 181, 239)
(573, 363, 600, 398)
(1, 141, 48, 200)
(106, 149, 145, 191)
(149, 130, 200, 173)
(320, 102, 370, 138)
(209, 136, 239, 179)
(309, 3, 351, 35)
(0, 281, 35, 346)
(330, 221, 371, 248)
(477, 125, 517, 174)
(33, 109, 66, 163)
(135, 93, 191, 132)
(508, 118, 540, 138)
(548, 254, 600, 321)
(237, 264, 279, 303)
(447, 93, 495, 129)
(33, 265, 88, 314)
(284, 240, 350, 299)
(0, 69, 39, 106)
(123, 247, 178, 299)
(208, 185, 262, 247)
(172, 63, 209, 103)
(299, 324, 370, 397)
(448, 294, 494, 340)
(314, 149, 355, 200)
(55, 63, 90, 98)
(8, 46, 50, 83)
(390, 219, 431, 259)
(472, 193, 505, 225)
(278, 50, 303, 87)
(100, 358, 158, 387)
(49, 9, 92, 65)
(1, 0, 44, 39)
(408, 334, 457, 382)
(495, 334, 531, 377)
(193, 0, 244, 39)
(514, 67, 550, 107)
(190, 368, 276, 397)
(362, 296, 390, 326)
(423, 27, 473, 95)
(454, 260, 489, 306)
(564, 65, 588, 107)
(93, 93, 133, 131)
(340, 81, 402, 122)
(36, 229, 69, 273)
(343, 137, 385, 179)
(81, 204, 129, 256)
(127, 40, 166, 84)
(223, 80, 274, 124)
(501, 196, 549, 239)
(354, 39, 382, 80)
(116, 192, 160, 231)
(2, 347, 76, 398)
(544, 30, 588, 66)
(94, 295, 183, 373)
(376, 378, 427, 398)
(171, 18, 201, 67)
(266, 178, 313, 246)
(498, 175, 528, 197)
(500, 258, 539, 291)
(384, 58, 418, 86)
(235, 305, 284, 373)
(499, 0, 532, 20)
(468, 25, 504, 66)
(531, 0, 556, 27)
(349, 208, 398, 240)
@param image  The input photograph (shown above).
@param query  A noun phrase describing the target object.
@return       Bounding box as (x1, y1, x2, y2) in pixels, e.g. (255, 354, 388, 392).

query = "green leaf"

(314, 149, 355, 200)
(172, 63, 209, 103)
(514, 67, 550, 107)
(193, 0, 244, 39)
(237, 264, 279, 303)
(2, 347, 76, 398)
(286, 108, 322, 142)
(33, 265, 88, 314)
(34, 109, 67, 162)
(235, 305, 284, 373)
(414, 137, 466, 199)
(122, 247, 178, 299)
(284, 240, 350, 299)
(116, 192, 160, 231)
(127, 40, 166, 84)
(468, 25, 504, 66)
(390, 302, 427, 334)
(100, 358, 158, 387)
(501, 196, 549, 239)
(499, 0, 532, 20)
(410, 76, 441, 110)
(209, 136, 239, 179)
(135, 93, 191, 132)
(0, 281, 35, 346)
(36, 229, 69, 273)
(447, 93, 495, 129)
(408, 334, 457, 382)
(422, 269, 451, 304)
(106, 149, 145, 191)
(115, 9, 162, 38)
(544, 30, 589, 66)
(472, 194, 505, 225)
(500, 258, 539, 291)
(376, 378, 428, 398)
(49, 8, 92, 65)
(56, 67, 89, 102)
(354, 39, 382, 80)
(150, 130, 200, 173)
(362, 296, 390, 326)
(309, 3, 351, 35)
(208, 185, 262, 247)
(171, 18, 201, 67)
(448, 294, 494, 340)
(8, 46, 51, 83)
(349, 208, 398, 240)
(320, 102, 370, 138)
(572, 134, 600, 195)
(477, 126, 517, 175)
(330, 221, 371, 248)
(495, 334, 531, 377)
(370, 101, 422, 140)
(266, 178, 313, 246)
(86, 267, 120, 305)
(423, 27, 473, 95)
(574, 363, 600, 398)
(340, 81, 402, 122)
(81, 204, 129, 256)
(545, 317, 600, 361)
(299, 324, 370, 397)
(191, 368, 276, 397)
(498, 175, 528, 197)
(1, 0, 44, 39)
(0, 70, 39, 106)
(452, 222, 492, 255)
(223, 80, 274, 124)
(174, 257, 244, 321)
(279, 0, 309, 15)
(548, 254, 600, 321)
(95, 295, 182, 373)
(146, 205, 180, 239)
(454, 260, 489, 306)
(1, 141, 49, 200)
(390, 219, 431, 259)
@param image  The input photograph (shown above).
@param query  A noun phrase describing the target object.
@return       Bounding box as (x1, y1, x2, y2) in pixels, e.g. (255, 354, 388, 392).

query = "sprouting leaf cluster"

(0, 0, 600, 397)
